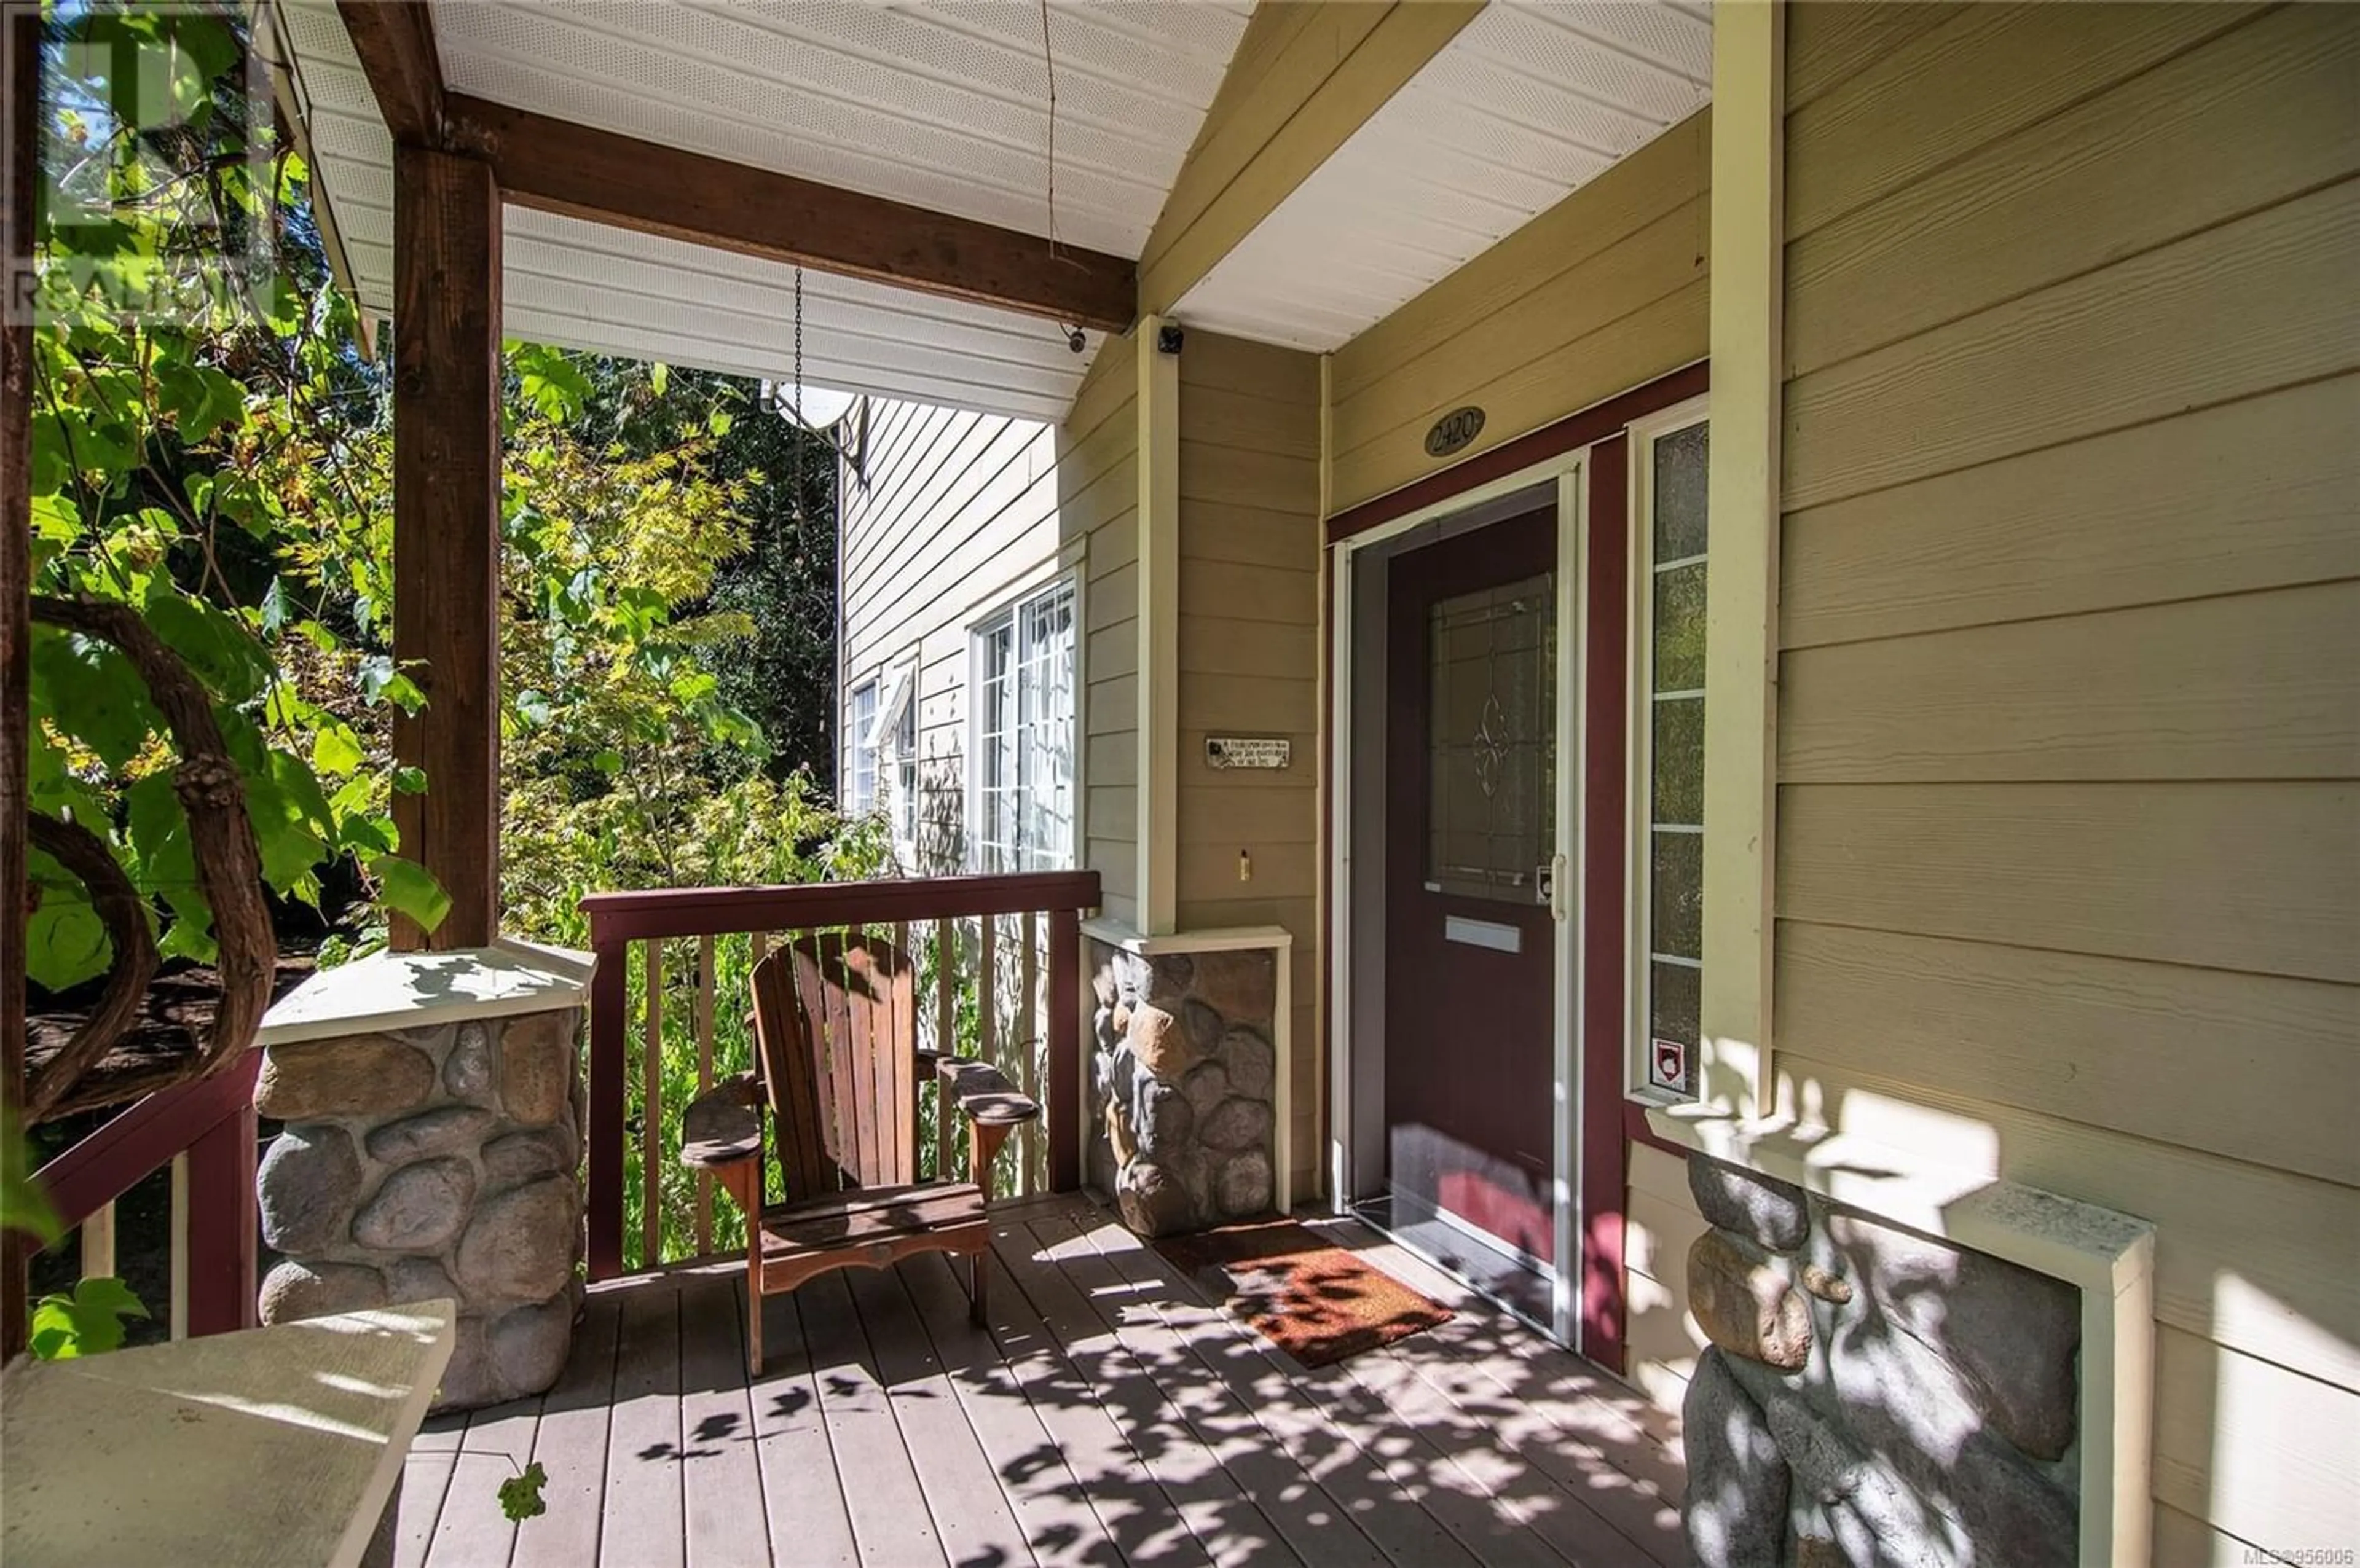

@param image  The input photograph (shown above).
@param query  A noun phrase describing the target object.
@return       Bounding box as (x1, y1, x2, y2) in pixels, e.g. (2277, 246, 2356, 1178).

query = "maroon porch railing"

(579, 871, 1099, 1282)
(33, 1046, 261, 1339)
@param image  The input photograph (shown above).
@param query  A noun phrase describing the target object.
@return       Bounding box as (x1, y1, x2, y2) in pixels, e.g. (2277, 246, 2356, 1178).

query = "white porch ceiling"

(270, 0, 1251, 421)
(1170, 1, 1713, 353)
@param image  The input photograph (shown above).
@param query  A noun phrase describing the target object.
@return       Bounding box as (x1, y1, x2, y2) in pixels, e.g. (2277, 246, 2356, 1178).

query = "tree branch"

(30, 596, 273, 1081)
(24, 811, 157, 1123)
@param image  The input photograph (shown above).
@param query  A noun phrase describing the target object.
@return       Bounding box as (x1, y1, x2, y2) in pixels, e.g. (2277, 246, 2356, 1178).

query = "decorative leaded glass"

(1426, 572, 1555, 903)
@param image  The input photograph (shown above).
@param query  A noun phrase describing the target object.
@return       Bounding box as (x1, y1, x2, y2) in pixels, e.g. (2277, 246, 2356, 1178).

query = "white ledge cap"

(1081, 919, 1292, 955)
(256, 938, 596, 1049)
(1643, 1100, 2155, 1297)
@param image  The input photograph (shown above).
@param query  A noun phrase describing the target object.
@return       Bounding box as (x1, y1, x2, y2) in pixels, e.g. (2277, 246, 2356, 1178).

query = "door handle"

(1537, 854, 1570, 921)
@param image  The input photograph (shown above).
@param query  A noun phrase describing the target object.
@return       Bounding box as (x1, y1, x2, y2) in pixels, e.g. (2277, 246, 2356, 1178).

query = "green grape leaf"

(26, 849, 114, 990)
(143, 586, 272, 704)
(28, 1276, 151, 1361)
(392, 766, 428, 796)
(1, 1105, 62, 1248)
(370, 855, 451, 934)
(311, 721, 364, 779)
(31, 626, 161, 769)
(497, 1461, 549, 1523)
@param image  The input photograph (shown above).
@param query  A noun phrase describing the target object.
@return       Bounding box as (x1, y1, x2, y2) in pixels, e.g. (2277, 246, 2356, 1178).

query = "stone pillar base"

(1085, 928, 1284, 1237)
(251, 941, 593, 1411)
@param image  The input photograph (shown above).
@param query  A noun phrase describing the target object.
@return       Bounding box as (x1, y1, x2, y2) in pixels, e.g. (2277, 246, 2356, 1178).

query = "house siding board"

(1777, 4, 2360, 1542)
(1175, 329, 1324, 1197)
(1059, 338, 1141, 929)
(838, 395, 1063, 875)
(1324, 108, 1710, 514)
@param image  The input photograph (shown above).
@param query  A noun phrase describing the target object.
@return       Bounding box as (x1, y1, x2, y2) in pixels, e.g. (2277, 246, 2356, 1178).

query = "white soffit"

(1171, 0, 1712, 353)
(271, 1, 1255, 421)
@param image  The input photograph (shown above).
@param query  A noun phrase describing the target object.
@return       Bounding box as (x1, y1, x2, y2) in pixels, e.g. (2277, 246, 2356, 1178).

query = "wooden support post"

(2, 4, 41, 1360)
(586, 936, 627, 1281)
(1047, 908, 1081, 1192)
(390, 146, 502, 951)
(180, 1095, 258, 1338)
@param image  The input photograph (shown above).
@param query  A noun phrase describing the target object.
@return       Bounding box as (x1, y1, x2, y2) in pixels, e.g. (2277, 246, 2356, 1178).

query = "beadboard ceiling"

(269, 0, 1251, 421)
(1170, 1, 1713, 353)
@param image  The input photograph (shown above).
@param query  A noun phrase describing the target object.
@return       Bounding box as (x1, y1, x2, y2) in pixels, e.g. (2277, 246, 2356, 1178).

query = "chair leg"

(969, 1245, 990, 1328)
(746, 1259, 765, 1378)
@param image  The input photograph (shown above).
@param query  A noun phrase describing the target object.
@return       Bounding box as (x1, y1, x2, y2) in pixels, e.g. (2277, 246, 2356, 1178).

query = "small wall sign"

(1425, 405, 1486, 458)
(1649, 1037, 1688, 1092)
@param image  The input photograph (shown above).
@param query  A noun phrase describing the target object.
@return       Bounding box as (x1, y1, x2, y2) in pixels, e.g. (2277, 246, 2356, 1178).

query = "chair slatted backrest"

(749, 933, 918, 1202)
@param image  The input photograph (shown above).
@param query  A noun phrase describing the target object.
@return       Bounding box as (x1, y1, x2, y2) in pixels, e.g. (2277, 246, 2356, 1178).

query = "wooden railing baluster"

(576, 871, 1101, 1278)
(1019, 909, 1039, 1197)
(933, 915, 954, 1181)
(80, 1202, 116, 1282)
(694, 932, 716, 1258)
(977, 914, 998, 1198)
(642, 937, 664, 1271)
(1047, 907, 1082, 1193)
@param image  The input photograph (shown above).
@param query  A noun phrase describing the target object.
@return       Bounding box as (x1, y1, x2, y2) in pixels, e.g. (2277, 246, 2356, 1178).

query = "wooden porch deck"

(392, 1193, 1688, 1568)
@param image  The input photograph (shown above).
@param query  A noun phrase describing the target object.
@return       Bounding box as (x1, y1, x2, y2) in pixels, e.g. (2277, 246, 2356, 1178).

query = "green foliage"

(27, 5, 444, 980)
(1, 1108, 63, 1249)
(29, 1277, 150, 1360)
(497, 1461, 549, 1523)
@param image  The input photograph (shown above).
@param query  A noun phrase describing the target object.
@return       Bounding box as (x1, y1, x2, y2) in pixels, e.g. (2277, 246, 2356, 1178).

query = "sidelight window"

(1635, 416, 1708, 1099)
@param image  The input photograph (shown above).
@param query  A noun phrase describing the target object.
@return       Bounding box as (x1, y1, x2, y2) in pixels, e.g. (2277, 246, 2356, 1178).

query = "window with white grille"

(972, 580, 1077, 873)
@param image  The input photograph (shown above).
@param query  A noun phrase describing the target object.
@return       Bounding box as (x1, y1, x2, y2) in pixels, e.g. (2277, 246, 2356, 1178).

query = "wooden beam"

(391, 146, 502, 951)
(442, 93, 1136, 334)
(335, 0, 444, 148)
(2, 4, 40, 1357)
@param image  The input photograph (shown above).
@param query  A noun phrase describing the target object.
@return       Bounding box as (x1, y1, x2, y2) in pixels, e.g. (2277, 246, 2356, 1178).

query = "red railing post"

(1047, 906, 1081, 1193)
(182, 1092, 257, 1337)
(585, 936, 628, 1281)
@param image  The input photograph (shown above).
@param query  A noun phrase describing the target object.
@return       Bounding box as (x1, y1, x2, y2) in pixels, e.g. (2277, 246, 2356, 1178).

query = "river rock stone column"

(1679, 1153, 2082, 1568)
(1087, 938, 1280, 1236)
(250, 944, 592, 1412)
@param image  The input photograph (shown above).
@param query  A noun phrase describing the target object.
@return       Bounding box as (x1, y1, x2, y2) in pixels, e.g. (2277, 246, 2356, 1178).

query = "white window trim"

(965, 572, 1080, 876)
(845, 675, 881, 817)
(1625, 394, 1711, 1108)
(868, 657, 919, 866)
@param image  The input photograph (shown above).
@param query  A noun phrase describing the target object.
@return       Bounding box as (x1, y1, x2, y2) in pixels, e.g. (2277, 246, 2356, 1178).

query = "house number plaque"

(1425, 405, 1486, 458)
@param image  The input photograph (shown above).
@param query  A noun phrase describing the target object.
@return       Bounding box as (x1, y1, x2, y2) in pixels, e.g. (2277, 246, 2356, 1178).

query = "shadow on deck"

(393, 1191, 1688, 1567)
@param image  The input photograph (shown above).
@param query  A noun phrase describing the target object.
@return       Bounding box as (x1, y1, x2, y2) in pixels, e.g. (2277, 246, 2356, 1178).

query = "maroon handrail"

(33, 1046, 261, 1338)
(579, 871, 1100, 1280)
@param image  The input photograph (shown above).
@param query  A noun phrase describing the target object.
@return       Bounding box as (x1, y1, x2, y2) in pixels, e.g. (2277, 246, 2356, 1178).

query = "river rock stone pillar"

(250, 941, 593, 1411)
(1084, 928, 1286, 1237)
(1678, 1153, 2085, 1567)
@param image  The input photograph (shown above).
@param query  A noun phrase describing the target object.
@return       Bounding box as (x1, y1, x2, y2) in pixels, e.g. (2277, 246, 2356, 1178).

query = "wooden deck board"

(1063, 1209, 1485, 1568)
(1029, 1210, 1387, 1568)
(401, 1194, 1687, 1567)
(511, 1293, 620, 1568)
(601, 1279, 685, 1568)
(745, 1285, 860, 1567)
(678, 1279, 773, 1568)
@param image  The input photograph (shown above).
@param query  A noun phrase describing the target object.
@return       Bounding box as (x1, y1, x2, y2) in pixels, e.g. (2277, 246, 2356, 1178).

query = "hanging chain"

(790, 264, 808, 522)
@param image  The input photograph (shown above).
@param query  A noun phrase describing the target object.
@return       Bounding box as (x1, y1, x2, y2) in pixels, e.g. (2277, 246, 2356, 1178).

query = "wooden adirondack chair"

(680, 932, 1039, 1374)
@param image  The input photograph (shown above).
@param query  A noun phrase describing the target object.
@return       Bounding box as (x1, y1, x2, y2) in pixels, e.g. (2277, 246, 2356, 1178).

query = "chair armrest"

(937, 1057, 1040, 1127)
(681, 1073, 763, 1169)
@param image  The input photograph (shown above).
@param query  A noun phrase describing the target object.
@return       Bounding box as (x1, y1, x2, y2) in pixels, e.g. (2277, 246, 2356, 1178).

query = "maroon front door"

(1384, 504, 1560, 1264)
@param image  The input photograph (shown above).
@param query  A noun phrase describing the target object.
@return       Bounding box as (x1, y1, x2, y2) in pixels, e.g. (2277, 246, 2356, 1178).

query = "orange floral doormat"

(1157, 1220, 1453, 1367)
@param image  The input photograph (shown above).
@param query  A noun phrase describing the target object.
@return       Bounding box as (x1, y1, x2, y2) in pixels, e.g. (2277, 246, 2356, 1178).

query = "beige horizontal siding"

(1059, 339, 1140, 928)
(1326, 110, 1710, 513)
(1777, 6, 2360, 1543)
(1175, 329, 1323, 1195)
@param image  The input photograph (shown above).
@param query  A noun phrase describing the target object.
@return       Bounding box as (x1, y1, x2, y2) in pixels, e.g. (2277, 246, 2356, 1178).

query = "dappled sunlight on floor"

(393, 1191, 1688, 1567)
